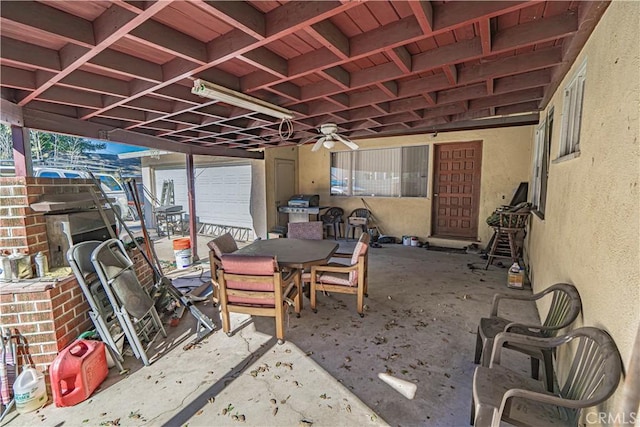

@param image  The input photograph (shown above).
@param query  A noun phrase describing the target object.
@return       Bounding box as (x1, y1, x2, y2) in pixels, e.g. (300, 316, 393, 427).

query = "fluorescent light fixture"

(192, 79, 294, 120)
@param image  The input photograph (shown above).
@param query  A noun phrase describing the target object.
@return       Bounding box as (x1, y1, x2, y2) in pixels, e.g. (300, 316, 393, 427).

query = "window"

(532, 109, 553, 216)
(97, 174, 124, 191)
(330, 146, 428, 197)
(63, 172, 82, 178)
(559, 61, 586, 157)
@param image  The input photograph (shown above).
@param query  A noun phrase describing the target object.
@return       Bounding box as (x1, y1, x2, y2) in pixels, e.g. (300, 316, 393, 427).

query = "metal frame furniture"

(474, 283, 582, 391)
(67, 240, 126, 372)
(91, 239, 167, 366)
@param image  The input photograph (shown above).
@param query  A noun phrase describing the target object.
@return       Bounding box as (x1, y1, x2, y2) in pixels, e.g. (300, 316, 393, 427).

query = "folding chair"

(67, 241, 126, 372)
(91, 239, 167, 366)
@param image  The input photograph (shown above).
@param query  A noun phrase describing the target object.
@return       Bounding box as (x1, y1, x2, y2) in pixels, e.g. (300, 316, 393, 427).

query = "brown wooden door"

(432, 141, 482, 239)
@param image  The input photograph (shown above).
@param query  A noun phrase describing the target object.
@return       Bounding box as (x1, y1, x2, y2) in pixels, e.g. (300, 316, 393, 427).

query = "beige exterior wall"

(264, 145, 298, 233)
(294, 126, 533, 245)
(525, 1, 640, 420)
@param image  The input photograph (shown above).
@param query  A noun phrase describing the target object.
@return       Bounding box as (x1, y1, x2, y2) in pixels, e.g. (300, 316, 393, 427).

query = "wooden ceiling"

(0, 1, 609, 157)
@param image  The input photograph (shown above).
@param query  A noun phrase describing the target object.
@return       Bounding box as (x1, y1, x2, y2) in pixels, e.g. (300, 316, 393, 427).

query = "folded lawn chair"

(67, 241, 126, 372)
(91, 239, 167, 366)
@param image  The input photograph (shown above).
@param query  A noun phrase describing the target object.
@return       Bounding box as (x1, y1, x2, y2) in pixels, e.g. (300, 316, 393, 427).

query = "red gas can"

(50, 339, 109, 407)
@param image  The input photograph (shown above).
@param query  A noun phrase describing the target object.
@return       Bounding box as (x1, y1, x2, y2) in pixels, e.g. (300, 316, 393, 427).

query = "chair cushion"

(288, 221, 324, 240)
(207, 233, 238, 259)
(348, 235, 369, 282)
(316, 271, 354, 286)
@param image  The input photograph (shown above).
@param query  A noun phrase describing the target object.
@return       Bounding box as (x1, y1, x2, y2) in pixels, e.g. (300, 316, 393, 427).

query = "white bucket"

(402, 236, 411, 246)
(410, 237, 420, 247)
(14, 367, 48, 414)
(173, 238, 192, 269)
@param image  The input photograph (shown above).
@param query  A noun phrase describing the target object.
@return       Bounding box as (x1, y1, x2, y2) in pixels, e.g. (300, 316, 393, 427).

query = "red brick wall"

(1, 173, 156, 374)
(0, 276, 91, 373)
(0, 248, 153, 374)
(0, 176, 98, 260)
(129, 247, 154, 290)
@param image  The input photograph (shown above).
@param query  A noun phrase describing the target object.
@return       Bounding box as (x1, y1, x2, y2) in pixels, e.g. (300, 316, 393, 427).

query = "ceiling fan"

(308, 123, 359, 152)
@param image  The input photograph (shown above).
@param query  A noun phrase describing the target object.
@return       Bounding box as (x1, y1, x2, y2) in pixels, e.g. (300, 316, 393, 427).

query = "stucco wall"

(264, 145, 298, 234)
(295, 126, 533, 245)
(526, 1, 640, 420)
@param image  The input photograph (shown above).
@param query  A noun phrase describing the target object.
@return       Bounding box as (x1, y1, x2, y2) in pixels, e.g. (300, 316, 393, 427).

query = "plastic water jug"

(13, 367, 47, 413)
(507, 262, 524, 289)
(50, 340, 109, 407)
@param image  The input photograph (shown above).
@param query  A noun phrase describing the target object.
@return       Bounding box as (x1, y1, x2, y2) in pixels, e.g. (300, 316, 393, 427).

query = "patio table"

(234, 238, 339, 270)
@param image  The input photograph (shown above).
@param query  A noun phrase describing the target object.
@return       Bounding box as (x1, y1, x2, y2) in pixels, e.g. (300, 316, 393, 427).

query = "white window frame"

(531, 120, 546, 208)
(559, 60, 587, 158)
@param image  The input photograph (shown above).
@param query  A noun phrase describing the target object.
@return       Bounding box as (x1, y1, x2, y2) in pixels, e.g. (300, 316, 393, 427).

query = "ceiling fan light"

(323, 139, 335, 149)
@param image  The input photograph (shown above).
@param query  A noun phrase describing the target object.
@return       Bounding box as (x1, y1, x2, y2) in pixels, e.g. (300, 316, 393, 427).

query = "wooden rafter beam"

(408, 1, 434, 34)
(492, 11, 579, 53)
(127, 19, 208, 65)
(14, 2, 170, 106)
(386, 46, 412, 74)
(199, 1, 266, 40)
(16, 103, 263, 158)
(306, 20, 350, 60)
(80, 1, 360, 121)
(443, 65, 458, 85)
(540, 1, 610, 107)
(479, 18, 492, 55)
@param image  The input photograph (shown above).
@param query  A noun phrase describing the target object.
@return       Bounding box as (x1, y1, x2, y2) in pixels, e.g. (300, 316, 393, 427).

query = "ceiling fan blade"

(297, 136, 317, 146)
(334, 134, 359, 150)
(311, 136, 326, 152)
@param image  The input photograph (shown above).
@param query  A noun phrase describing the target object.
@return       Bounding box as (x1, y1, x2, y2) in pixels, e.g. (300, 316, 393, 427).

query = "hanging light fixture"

(191, 79, 294, 120)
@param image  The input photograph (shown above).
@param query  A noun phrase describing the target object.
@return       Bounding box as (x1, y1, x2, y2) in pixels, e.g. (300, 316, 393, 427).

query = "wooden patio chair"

(310, 232, 370, 317)
(217, 254, 301, 344)
(474, 283, 582, 391)
(207, 233, 238, 306)
(287, 221, 324, 240)
(471, 327, 622, 426)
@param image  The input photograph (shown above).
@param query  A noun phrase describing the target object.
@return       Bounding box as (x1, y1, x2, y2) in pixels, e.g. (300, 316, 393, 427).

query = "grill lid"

(287, 194, 319, 207)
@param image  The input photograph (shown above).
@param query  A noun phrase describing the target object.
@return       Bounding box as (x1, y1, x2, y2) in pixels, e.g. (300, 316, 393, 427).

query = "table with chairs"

(209, 222, 372, 343)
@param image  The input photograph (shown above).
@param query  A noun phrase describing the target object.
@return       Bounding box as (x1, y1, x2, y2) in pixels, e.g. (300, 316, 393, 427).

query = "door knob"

(434, 193, 439, 196)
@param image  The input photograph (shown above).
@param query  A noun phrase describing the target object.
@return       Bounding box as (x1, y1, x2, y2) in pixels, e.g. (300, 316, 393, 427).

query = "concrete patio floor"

(2, 236, 541, 427)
